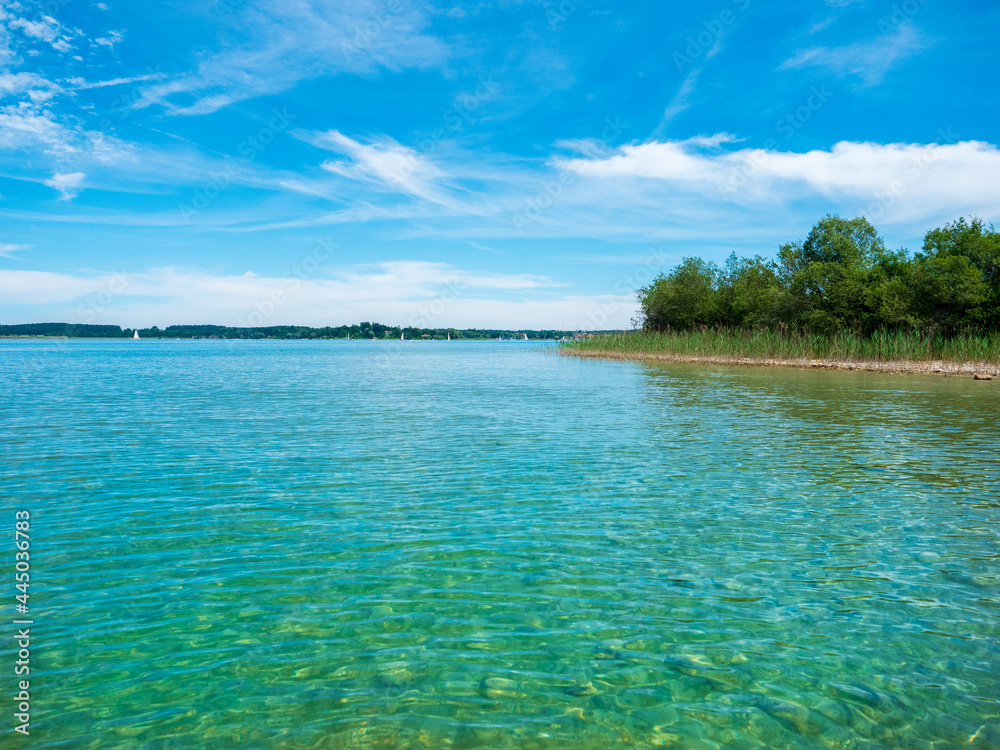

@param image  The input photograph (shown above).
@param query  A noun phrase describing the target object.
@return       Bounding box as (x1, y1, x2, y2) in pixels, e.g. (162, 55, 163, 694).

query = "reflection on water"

(1, 340, 998, 748)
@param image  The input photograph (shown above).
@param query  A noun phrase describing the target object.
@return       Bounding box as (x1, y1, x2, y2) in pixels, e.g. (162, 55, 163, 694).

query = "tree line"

(0, 322, 574, 340)
(639, 216, 1000, 336)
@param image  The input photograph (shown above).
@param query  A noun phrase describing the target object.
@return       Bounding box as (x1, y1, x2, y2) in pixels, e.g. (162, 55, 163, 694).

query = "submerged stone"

(565, 681, 599, 696)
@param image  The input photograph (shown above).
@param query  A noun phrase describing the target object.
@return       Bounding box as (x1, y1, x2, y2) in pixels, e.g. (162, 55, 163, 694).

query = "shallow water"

(2, 339, 998, 749)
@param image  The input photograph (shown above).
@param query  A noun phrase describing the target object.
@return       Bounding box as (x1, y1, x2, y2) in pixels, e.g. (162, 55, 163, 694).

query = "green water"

(2, 340, 998, 749)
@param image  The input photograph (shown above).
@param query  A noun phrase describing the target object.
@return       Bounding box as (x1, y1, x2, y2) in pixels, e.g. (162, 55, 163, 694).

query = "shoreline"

(560, 348, 998, 378)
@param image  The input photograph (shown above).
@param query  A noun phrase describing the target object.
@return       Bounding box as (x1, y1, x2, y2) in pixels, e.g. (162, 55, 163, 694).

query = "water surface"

(2, 340, 998, 748)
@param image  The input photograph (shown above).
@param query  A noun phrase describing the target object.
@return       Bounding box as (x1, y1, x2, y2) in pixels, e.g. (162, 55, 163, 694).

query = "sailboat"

(447, 332, 450, 341)
(400, 331, 404, 341)
(133, 329, 139, 340)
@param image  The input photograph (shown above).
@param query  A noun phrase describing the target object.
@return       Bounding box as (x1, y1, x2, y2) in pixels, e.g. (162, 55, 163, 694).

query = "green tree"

(718, 254, 785, 328)
(639, 257, 720, 331)
(919, 217, 1000, 328)
(912, 254, 989, 331)
(781, 215, 888, 333)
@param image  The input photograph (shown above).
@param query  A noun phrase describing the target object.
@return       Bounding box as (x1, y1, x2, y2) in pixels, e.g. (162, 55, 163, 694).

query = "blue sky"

(1, 0, 998, 329)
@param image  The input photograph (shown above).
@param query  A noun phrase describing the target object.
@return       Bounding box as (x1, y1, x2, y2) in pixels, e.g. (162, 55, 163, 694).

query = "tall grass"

(563, 329, 1000, 364)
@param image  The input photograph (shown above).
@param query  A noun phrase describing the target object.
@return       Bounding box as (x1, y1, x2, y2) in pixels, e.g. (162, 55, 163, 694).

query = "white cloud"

(94, 29, 123, 48)
(0, 106, 67, 149)
(0, 262, 627, 329)
(6, 13, 79, 52)
(0, 71, 59, 102)
(557, 137, 1000, 225)
(558, 136, 741, 185)
(780, 23, 924, 85)
(43, 171, 86, 199)
(8, 16, 60, 43)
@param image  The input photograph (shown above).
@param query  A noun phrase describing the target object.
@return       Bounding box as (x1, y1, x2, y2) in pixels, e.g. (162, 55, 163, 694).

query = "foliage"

(0, 323, 127, 337)
(638, 215, 1000, 338)
(640, 258, 719, 331)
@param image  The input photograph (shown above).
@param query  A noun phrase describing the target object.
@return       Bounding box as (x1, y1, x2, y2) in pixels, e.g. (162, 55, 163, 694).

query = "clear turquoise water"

(2, 339, 999, 749)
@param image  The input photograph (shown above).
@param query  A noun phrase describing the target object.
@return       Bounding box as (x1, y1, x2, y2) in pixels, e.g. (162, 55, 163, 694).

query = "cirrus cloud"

(780, 23, 925, 86)
(132, 0, 447, 116)
(0, 242, 31, 257)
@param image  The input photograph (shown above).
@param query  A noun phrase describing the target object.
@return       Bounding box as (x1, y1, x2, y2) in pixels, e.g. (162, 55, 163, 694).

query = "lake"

(2, 339, 998, 748)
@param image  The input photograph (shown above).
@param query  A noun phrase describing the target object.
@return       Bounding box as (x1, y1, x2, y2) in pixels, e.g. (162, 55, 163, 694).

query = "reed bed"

(563, 329, 1000, 367)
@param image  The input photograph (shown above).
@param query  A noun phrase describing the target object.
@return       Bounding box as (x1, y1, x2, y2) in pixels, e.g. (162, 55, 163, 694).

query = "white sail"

(400, 332, 404, 341)
(133, 329, 139, 340)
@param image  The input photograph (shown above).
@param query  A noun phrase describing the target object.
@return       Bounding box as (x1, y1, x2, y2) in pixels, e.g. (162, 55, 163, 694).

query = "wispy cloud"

(64, 72, 166, 90)
(560, 253, 681, 265)
(653, 3, 746, 137)
(0, 242, 31, 257)
(466, 240, 504, 255)
(0, 102, 134, 186)
(133, 0, 447, 116)
(347, 261, 560, 292)
(304, 129, 456, 207)
(654, 69, 700, 137)
(780, 22, 924, 85)
(809, 18, 837, 35)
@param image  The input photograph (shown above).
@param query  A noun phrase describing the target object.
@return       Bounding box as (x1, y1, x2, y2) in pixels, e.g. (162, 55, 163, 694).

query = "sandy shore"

(560, 348, 998, 378)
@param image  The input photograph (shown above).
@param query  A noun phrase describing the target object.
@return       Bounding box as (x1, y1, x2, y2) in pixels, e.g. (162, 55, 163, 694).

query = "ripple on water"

(1, 340, 998, 748)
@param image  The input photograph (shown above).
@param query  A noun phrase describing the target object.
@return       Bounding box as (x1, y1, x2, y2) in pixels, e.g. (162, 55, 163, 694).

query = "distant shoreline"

(0, 336, 555, 341)
(560, 348, 998, 378)
(0, 323, 580, 341)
